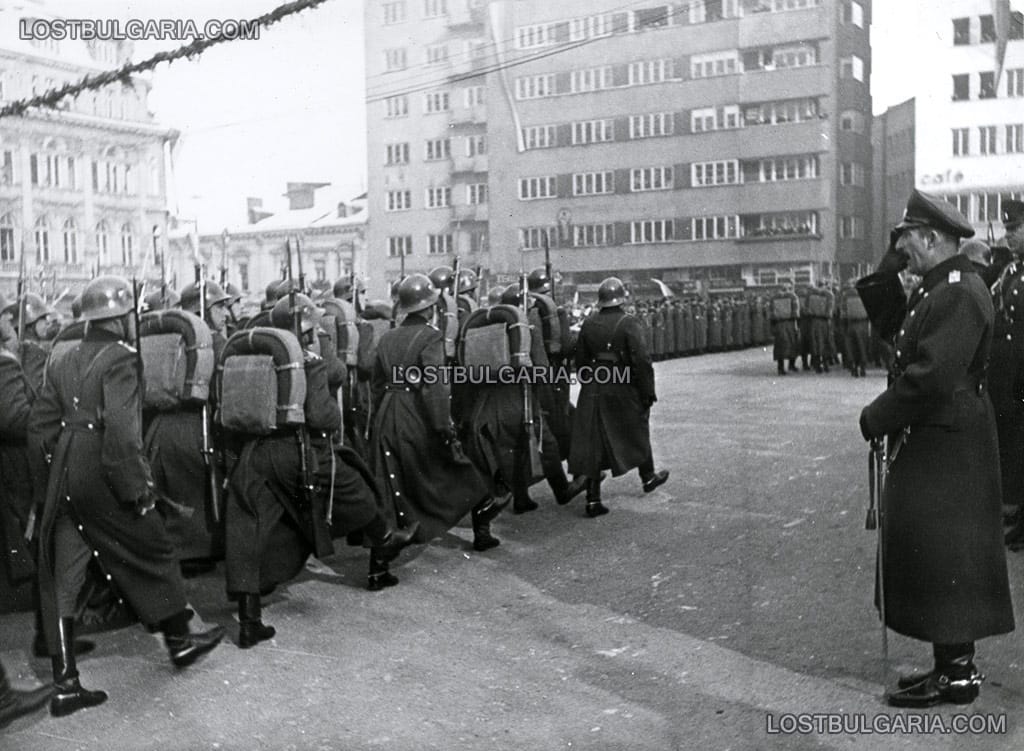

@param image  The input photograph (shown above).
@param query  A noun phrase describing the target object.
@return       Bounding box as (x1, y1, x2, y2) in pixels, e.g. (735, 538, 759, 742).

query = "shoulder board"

(118, 342, 137, 354)
(948, 270, 961, 284)
(426, 322, 439, 331)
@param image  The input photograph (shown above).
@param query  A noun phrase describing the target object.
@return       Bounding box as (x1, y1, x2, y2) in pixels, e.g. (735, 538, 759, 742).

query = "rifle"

(286, 238, 315, 510)
(543, 232, 555, 305)
(16, 236, 26, 361)
(219, 229, 229, 287)
(196, 271, 221, 523)
(866, 437, 888, 668)
(520, 270, 543, 479)
(295, 234, 307, 294)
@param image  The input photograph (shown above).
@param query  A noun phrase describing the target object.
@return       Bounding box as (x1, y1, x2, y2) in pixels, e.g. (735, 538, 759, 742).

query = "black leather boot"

(367, 555, 399, 591)
(237, 594, 275, 649)
(557, 476, 588, 505)
(161, 611, 225, 668)
(471, 500, 501, 550)
(777, 360, 786, 376)
(50, 618, 107, 718)
(641, 469, 670, 494)
(0, 666, 52, 729)
(33, 606, 94, 658)
(888, 645, 982, 708)
(585, 479, 609, 518)
(369, 521, 420, 564)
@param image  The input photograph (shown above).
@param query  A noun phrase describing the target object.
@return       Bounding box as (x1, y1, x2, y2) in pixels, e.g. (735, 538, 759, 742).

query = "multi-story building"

(872, 97, 915, 255)
(168, 183, 366, 309)
(0, 0, 176, 306)
(365, 0, 874, 300)
(909, 0, 1024, 242)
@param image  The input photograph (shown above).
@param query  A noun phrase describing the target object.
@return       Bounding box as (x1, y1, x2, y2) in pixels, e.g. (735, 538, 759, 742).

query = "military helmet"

(5, 292, 53, 327)
(500, 284, 523, 307)
(80, 275, 134, 321)
(597, 278, 627, 309)
(271, 293, 320, 334)
(485, 286, 504, 306)
(180, 280, 231, 314)
(333, 277, 352, 298)
(265, 278, 285, 304)
(0, 292, 7, 314)
(396, 273, 440, 316)
(457, 269, 478, 295)
(144, 288, 180, 311)
(362, 299, 393, 321)
(527, 268, 552, 294)
(428, 266, 454, 290)
(224, 283, 243, 302)
(274, 278, 301, 300)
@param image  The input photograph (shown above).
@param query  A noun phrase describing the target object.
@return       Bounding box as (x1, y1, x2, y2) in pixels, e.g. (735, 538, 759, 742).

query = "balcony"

(734, 119, 829, 158)
(447, 1, 486, 31)
(451, 154, 488, 175)
(738, 65, 830, 103)
(446, 54, 490, 83)
(738, 4, 827, 48)
(452, 204, 488, 223)
(448, 104, 486, 129)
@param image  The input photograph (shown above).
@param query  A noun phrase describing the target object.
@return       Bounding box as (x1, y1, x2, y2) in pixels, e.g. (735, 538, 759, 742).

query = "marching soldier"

(0, 658, 52, 728)
(28, 275, 224, 718)
(796, 284, 812, 370)
(768, 283, 800, 375)
(806, 282, 833, 373)
(857, 189, 1014, 707)
(568, 278, 668, 516)
(4, 292, 58, 394)
(838, 279, 869, 377)
(143, 288, 180, 311)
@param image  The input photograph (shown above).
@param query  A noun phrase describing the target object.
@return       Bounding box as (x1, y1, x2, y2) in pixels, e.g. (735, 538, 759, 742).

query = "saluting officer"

(568, 278, 668, 516)
(28, 275, 224, 718)
(857, 190, 1014, 707)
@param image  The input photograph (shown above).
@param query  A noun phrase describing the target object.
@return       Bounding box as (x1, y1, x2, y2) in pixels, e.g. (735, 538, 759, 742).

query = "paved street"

(2, 347, 1023, 751)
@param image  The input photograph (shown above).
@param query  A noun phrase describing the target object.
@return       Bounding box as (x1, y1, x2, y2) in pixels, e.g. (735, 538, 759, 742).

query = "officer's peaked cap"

(894, 189, 974, 238)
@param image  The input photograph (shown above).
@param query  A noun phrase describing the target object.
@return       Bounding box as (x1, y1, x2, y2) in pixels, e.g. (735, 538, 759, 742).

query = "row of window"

(952, 13, 1024, 46)
(385, 134, 487, 165)
(944, 192, 1024, 224)
(382, 0, 453, 25)
(951, 124, 1024, 157)
(0, 215, 138, 265)
(385, 183, 488, 210)
(952, 69, 1024, 101)
(386, 230, 488, 257)
(1, 149, 159, 195)
(511, 0, 849, 51)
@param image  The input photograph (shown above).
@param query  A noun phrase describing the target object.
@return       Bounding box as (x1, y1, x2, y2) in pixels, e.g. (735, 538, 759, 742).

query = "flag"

(994, 0, 1011, 90)
(651, 278, 676, 299)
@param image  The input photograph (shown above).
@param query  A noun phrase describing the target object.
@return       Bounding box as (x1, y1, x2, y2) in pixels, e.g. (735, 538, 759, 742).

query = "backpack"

(457, 304, 532, 369)
(138, 309, 214, 411)
(217, 327, 306, 435)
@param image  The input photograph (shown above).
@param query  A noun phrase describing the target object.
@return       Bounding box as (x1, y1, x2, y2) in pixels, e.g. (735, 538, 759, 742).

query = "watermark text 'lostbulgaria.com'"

(19, 18, 261, 42)
(766, 712, 1007, 736)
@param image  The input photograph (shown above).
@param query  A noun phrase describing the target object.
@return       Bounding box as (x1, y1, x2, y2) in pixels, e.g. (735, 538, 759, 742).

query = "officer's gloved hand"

(876, 230, 909, 275)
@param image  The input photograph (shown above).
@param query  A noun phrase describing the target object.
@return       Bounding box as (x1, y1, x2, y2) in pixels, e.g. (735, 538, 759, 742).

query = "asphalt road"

(2, 347, 1023, 750)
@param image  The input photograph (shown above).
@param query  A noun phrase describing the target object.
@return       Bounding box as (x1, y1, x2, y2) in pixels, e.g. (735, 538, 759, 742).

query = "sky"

(37, 0, 950, 231)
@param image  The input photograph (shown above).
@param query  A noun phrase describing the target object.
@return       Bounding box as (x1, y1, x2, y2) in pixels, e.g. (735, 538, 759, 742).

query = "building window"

(976, 193, 1001, 222)
(0, 214, 15, 261)
(120, 223, 134, 265)
(628, 59, 672, 85)
(238, 262, 249, 292)
(383, 1, 406, 24)
(840, 55, 864, 81)
(386, 143, 410, 165)
(464, 85, 485, 106)
(691, 51, 738, 78)
(465, 134, 486, 157)
(572, 171, 614, 196)
(846, 1, 864, 28)
(952, 17, 969, 45)
(743, 211, 818, 237)
(755, 156, 818, 181)
(952, 74, 969, 101)
(386, 190, 412, 211)
(692, 160, 740, 186)
(1008, 69, 1024, 97)
(570, 66, 613, 93)
(1012, 10, 1024, 39)
(426, 44, 448, 65)
(1007, 124, 1024, 154)
(571, 119, 614, 144)
(425, 186, 451, 208)
(979, 72, 996, 99)
(388, 236, 412, 257)
(62, 218, 78, 263)
(839, 162, 865, 186)
(518, 176, 556, 200)
(428, 233, 453, 255)
(743, 98, 818, 126)
(635, 6, 670, 30)
(980, 14, 996, 43)
(424, 91, 450, 112)
(515, 74, 555, 100)
(839, 216, 864, 239)
(629, 112, 673, 138)
(979, 125, 998, 155)
(384, 48, 407, 71)
(0, 150, 14, 185)
(947, 194, 971, 218)
(522, 125, 556, 149)
(630, 219, 674, 244)
(952, 127, 970, 156)
(572, 223, 615, 247)
(385, 95, 409, 118)
(515, 23, 557, 49)
(631, 166, 673, 191)
(691, 216, 738, 240)
(34, 216, 50, 263)
(95, 220, 109, 263)
(839, 110, 865, 133)
(772, 43, 819, 69)
(424, 0, 447, 17)
(425, 138, 451, 160)
(519, 226, 556, 250)
(467, 183, 488, 204)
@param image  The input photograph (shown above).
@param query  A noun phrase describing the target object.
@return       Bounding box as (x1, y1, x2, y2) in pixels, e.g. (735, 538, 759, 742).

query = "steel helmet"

(144, 288, 180, 311)
(597, 278, 627, 309)
(457, 268, 478, 295)
(271, 293, 320, 334)
(485, 286, 504, 306)
(80, 276, 134, 321)
(501, 283, 536, 308)
(180, 280, 231, 314)
(396, 273, 440, 316)
(265, 278, 285, 304)
(361, 299, 393, 321)
(5, 292, 53, 327)
(527, 268, 552, 294)
(332, 277, 352, 298)
(428, 266, 454, 290)
(224, 282, 243, 302)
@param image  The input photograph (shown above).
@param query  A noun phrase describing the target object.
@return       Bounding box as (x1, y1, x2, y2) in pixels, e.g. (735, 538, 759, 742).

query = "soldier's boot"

(471, 497, 506, 551)
(161, 610, 225, 669)
(367, 556, 399, 591)
(0, 668, 52, 729)
(813, 356, 823, 374)
(888, 644, 981, 708)
(642, 469, 670, 494)
(776, 360, 786, 376)
(788, 359, 798, 372)
(32, 605, 94, 659)
(585, 479, 609, 518)
(512, 485, 538, 514)
(556, 475, 588, 505)
(50, 618, 107, 718)
(366, 520, 420, 591)
(237, 594, 275, 649)
(802, 355, 811, 371)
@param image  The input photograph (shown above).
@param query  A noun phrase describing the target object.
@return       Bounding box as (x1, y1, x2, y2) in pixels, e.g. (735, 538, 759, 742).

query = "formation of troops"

(0, 261, 669, 726)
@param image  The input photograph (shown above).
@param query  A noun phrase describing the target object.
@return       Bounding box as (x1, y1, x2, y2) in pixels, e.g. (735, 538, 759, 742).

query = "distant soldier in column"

(806, 282, 833, 373)
(769, 283, 800, 375)
(796, 284, 813, 370)
(4, 293, 59, 394)
(838, 279, 869, 377)
(693, 299, 707, 353)
(569, 278, 668, 516)
(29, 276, 225, 718)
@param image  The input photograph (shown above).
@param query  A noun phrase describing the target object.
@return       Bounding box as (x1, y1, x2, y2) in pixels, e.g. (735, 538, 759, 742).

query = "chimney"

(247, 197, 272, 225)
(283, 181, 330, 211)
(337, 202, 348, 219)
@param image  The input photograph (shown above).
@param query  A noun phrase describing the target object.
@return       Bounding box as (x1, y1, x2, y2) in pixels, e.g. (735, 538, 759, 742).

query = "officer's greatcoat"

(568, 307, 656, 478)
(986, 259, 1024, 513)
(0, 350, 37, 593)
(859, 255, 1015, 644)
